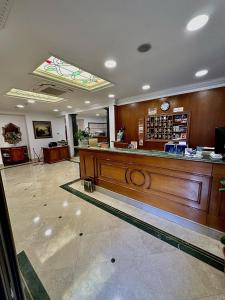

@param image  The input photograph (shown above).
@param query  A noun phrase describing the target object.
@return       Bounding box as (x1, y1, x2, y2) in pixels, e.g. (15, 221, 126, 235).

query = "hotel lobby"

(0, 0, 225, 299)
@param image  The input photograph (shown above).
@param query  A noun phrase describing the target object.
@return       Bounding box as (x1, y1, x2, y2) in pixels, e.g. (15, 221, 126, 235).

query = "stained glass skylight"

(6, 88, 64, 103)
(33, 56, 112, 91)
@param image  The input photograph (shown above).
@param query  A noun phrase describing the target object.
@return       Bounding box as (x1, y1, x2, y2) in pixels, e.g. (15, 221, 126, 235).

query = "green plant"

(76, 129, 90, 141)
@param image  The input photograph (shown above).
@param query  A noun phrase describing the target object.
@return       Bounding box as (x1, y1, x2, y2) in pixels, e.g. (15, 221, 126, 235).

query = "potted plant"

(76, 128, 90, 146)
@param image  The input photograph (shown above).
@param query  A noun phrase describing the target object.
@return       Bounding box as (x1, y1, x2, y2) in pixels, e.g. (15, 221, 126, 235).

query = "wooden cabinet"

(1, 146, 29, 166)
(43, 146, 70, 164)
(79, 148, 225, 231)
(207, 164, 225, 231)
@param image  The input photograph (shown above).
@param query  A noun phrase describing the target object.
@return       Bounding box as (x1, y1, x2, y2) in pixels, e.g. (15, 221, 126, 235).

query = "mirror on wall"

(77, 108, 108, 143)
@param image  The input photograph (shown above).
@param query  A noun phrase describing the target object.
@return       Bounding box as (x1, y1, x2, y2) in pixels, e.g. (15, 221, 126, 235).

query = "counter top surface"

(75, 146, 225, 165)
(43, 145, 68, 149)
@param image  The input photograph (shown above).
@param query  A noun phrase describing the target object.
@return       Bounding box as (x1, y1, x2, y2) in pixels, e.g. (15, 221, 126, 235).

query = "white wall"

(0, 112, 66, 163)
(109, 105, 116, 147)
(65, 114, 74, 157)
(25, 113, 66, 159)
(0, 114, 29, 165)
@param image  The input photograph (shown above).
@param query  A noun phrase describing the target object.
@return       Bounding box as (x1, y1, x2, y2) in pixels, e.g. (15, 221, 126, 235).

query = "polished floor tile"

(2, 161, 225, 300)
(70, 180, 225, 259)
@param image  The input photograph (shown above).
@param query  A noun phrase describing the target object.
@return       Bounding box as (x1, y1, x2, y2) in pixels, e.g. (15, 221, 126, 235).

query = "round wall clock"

(160, 101, 170, 111)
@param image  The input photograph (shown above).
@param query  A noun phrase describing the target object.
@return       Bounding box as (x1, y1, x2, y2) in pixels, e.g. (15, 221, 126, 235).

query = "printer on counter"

(48, 142, 57, 148)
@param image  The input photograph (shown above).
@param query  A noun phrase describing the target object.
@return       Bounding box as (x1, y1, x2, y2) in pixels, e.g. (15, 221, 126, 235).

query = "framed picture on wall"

(33, 121, 52, 139)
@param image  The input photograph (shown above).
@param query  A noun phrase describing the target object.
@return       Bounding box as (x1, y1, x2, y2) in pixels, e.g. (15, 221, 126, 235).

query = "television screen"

(215, 127, 225, 154)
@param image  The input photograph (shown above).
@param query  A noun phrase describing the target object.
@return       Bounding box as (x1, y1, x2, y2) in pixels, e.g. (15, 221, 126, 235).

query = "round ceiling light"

(67, 105, 72, 109)
(85, 100, 90, 104)
(108, 94, 115, 98)
(142, 84, 151, 90)
(195, 69, 208, 77)
(104, 59, 117, 69)
(16, 104, 24, 108)
(53, 109, 59, 112)
(137, 43, 152, 53)
(28, 99, 35, 103)
(96, 113, 100, 117)
(186, 15, 209, 32)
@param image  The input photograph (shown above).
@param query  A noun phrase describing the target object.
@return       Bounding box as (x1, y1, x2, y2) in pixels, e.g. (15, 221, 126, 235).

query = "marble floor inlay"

(1, 161, 225, 300)
(61, 179, 225, 272)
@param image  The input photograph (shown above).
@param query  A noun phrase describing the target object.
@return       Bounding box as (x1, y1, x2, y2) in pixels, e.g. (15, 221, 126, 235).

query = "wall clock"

(160, 101, 170, 111)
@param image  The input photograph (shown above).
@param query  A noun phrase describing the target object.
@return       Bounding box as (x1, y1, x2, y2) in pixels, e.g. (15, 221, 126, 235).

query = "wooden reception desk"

(78, 147, 225, 232)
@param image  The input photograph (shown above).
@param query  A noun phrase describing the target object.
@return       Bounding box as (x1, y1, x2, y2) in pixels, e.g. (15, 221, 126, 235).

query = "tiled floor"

(1, 161, 225, 300)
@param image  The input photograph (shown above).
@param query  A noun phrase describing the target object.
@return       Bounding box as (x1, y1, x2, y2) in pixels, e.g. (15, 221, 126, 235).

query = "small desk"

(1, 146, 29, 166)
(43, 146, 70, 164)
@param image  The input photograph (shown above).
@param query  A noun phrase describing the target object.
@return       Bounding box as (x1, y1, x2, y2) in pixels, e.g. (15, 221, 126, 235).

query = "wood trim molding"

(117, 76, 225, 106)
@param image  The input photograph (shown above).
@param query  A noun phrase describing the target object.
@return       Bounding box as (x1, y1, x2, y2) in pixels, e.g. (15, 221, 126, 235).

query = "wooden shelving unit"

(145, 112, 190, 143)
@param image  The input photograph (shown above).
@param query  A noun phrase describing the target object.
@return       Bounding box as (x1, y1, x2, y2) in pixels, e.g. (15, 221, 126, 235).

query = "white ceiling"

(0, 0, 225, 114)
(77, 108, 107, 119)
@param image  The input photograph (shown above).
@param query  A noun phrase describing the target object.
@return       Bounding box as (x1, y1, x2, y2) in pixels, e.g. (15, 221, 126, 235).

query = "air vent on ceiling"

(0, 0, 14, 30)
(32, 82, 73, 96)
(40, 86, 66, 96)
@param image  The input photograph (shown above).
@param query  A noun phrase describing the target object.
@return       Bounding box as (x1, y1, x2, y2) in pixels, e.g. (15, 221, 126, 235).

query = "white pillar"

(65, 114, 74, 157)
(109, 105, 116, 148)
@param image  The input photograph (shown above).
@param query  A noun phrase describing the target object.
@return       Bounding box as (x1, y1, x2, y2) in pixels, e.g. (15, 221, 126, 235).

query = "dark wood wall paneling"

(115, 87, 225, 150)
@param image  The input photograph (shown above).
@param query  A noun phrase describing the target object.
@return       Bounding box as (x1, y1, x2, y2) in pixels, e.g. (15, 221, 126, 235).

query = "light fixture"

(108, 94, 115, 98)
(44, 229, 52, 237)
(186, 15, 209, 32)
(16, 104, 24, 108)
(33, 55, 112, 91)
(104, 59, 117, 69)
(7, 88, 64, 103)
(85, 100, 90, 104)
(67, 105, 72, 109)
(142, 84, 151, 90)
(53, 109, 59, 112)
(195, 69, 208, 77)
(96, 113, 100, 117)
(28, 99, 35, 104)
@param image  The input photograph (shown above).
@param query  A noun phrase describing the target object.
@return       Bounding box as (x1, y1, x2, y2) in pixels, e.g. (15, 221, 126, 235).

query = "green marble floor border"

(17, 251, 50, 300)
(60, 179, 225, 273)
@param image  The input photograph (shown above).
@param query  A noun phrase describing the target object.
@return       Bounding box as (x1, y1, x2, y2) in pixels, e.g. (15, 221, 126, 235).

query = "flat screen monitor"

(215, 127, 225, 154)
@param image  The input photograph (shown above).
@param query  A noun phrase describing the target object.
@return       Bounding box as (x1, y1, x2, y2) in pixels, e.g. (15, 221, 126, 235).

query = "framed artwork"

(2, 123, 22, 144)
(33, 121, 52, 139)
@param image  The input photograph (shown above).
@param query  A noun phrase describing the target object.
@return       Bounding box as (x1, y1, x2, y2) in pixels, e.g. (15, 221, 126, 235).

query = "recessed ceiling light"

(186, 15, 209, 32)
(195, 69, 208, 77)
(33, 55, 112, 91)
(28, 99, 35, 103)
(108, 94, 115, 98)
(104, 59, 117, 69)
(67, 105, 72, 109)
(85, 100, 90, 104)
(16, 104, 24, 108)
(137, 43, 152, 53)
(53, 109, 59, 112)
(96, 113, 100, 116)
(142, 84, 151, 90)
(7, 88, 63, 103)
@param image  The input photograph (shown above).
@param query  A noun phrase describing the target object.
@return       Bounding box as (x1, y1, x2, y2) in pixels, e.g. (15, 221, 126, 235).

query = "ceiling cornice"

(117, 76, 225, 106)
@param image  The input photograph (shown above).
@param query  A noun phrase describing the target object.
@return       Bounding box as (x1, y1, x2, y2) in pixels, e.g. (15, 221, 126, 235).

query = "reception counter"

(77, 146, 225, 231)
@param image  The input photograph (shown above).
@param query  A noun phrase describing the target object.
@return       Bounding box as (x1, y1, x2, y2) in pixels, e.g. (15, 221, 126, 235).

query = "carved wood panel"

(96, 157, 210, 212)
